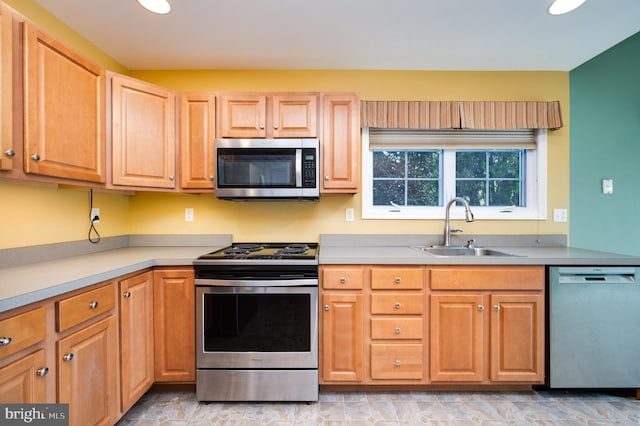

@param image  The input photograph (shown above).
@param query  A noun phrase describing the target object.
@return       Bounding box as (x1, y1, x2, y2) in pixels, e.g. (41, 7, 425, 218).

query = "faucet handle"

(466, 239, 475, 248)
(450, 227, 463, 233)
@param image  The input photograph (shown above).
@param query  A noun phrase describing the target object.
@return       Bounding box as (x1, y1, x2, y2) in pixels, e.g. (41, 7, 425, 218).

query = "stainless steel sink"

(412, 246, 517, 257)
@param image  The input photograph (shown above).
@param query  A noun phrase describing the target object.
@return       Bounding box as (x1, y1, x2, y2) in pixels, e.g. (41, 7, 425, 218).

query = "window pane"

(456, 180, 486, 206)
(408, 180, 439, 206)
(490, 180, 520, 205)
(489, 152, 520, 178)
(373, 151, 405, 178)
(456, 152, 485, 178)
(373, 180, 405, 206)
(407, 151, 439, 178)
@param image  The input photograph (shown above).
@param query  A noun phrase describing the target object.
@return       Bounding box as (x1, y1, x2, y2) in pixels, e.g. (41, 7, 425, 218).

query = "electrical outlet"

(553, 208, 567, 222)
(91, 208, 100, 223)
(185, 208, 194, 222)
(602, 178, 613, 194)
(345, 208, 354, 222)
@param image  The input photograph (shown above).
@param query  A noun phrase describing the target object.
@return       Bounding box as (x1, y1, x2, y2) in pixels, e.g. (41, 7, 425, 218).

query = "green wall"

(569, 32, 640, 255)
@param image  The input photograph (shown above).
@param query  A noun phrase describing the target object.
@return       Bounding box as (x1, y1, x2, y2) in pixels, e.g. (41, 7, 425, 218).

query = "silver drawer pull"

(478, 305, 485, 312)
(89, 301, 99, 309)
(394, 302, 401, 309)
(493, 304, 500, 312)
(63, 353, 74, 362)
(340, 277, 346, 284)
(395, 327, 401, 334)
(4, 149, 15, 157)
(324, 305, 330, 311)
(395, 359, 401, 367)
(36, 367, 49, 377)
(31, 154, 40, 161)
(0, 337, 12, 346)
(394, 277, 401, 284)
(123, 291, 131, 298)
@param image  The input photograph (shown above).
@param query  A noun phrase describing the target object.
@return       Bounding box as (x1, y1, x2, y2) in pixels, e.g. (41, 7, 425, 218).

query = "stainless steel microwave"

(214, 138, 319, 200)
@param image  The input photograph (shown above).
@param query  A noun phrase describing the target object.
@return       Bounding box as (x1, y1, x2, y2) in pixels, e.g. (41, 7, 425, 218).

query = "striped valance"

(361, 100, 563, 130)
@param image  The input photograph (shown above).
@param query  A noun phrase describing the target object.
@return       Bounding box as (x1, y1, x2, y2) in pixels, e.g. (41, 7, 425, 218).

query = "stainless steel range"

(193, 243, 319, 402)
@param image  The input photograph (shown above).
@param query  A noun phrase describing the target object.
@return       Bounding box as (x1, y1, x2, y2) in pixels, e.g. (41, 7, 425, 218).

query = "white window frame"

(361, 127, 547, 220)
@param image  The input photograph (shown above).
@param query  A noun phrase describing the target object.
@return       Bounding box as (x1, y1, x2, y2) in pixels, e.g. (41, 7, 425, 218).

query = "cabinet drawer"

(0, 308, 46, 359)
(370, 343, 423, 379)
(322, 267, 364, 290)
(371, 267, 424, 290)
(371, 293, 423, 315)
(57, 283, 116, 332)
(371, 317, 423, 340)
(430, 266, 544, 290)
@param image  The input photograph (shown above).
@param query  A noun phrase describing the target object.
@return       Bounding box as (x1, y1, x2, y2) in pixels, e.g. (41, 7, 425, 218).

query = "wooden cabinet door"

(218, 94, 266, 138)
(430, 294, 485, 382)
(57, 315, 117, 426)
(111, 73, 176, 188)
(0, 5, 13, 172)
(321, 93, 360, 193)
(0, 350, 47, 403)
(272, 94, 317, 138)
(490, 293, 544, 382)
(321, 293, 363, 382)
(180, 93, 215, 190)
(153, 268, 195, 382)
(23, 23, 105, 182)
(119, 271, 154, 412)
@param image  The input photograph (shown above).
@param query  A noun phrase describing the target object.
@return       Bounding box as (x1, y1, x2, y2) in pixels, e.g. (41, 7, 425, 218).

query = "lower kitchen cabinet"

(57, 315, 118, 426)
(119, 271, 154, 412)
(321, 292, 364, 382)
(153, 268, 196, 382)
(0, 349, 47, 403)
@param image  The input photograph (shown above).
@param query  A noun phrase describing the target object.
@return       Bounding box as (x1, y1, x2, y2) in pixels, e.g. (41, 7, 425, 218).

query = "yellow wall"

(0, 2, 570, 249)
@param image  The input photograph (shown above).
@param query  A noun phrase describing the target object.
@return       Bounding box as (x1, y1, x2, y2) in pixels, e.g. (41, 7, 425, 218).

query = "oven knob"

(324, 305, 330, 311)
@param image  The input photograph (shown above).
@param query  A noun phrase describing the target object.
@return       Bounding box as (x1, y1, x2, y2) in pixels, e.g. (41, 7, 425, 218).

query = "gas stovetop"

(194, 243, 319, 263)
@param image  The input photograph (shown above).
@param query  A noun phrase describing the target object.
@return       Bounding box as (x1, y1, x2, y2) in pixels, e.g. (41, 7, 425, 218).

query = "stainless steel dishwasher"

(549, 266, 640, 388)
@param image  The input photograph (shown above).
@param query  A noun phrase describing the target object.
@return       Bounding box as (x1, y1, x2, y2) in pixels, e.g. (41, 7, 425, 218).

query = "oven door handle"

(195, 278, 318, 287)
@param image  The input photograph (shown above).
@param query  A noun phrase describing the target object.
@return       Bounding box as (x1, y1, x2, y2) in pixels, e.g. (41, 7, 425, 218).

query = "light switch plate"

(345, 208, 354, 222)
(602, 179, 613, 194)
(185, 208, 194, 222)
(553, 208, 567, 222)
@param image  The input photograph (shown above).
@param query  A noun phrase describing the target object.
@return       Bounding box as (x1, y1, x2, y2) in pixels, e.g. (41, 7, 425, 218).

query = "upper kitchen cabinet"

(23, 22, 106, 183)
(110, 73, 177, 189)
(218, 93, 318, 138)
(180, 93, 215, 190)
(321, 93, 360, 193)
(0, 5, 13, 172)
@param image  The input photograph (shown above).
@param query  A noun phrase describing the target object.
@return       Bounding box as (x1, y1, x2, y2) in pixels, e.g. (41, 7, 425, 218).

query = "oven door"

(196, 284, 318, 369)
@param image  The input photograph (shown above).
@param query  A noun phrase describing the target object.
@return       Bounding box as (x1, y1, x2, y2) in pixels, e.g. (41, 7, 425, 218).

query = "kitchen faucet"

(443, 197, 474, 246)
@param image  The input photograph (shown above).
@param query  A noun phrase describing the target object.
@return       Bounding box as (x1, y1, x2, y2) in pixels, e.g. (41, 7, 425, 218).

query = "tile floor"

(116, 388, 640, 425)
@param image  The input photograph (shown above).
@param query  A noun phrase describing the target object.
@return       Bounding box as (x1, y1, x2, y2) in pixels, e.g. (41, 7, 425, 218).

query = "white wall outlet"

(90, 208, 100, 223)
(185, 208, 194, 222)
(345, 208, 355, 222)
(553, 208, 567, 222)
(602, 178, 613, 194)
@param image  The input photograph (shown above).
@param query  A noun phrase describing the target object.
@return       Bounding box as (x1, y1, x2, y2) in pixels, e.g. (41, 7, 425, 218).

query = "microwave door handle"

(295, 148, 302, 187)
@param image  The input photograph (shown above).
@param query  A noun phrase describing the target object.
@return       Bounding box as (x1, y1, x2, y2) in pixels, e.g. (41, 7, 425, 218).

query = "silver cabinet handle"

(63, 353, 74, 362)
(395, 327, 401, 334)
(324, 176, 330, 181)
(0, 337, 12, 346)
(273, 124, 279, 129)
(259, 124, 265, 129)
(394, 302, 401, 309)
(478, 305, 485, 312)
(89, 301, 98, 309)
(36, 367, 49, 377)
(31, 154, 40, 161)
(394, 360, 401, 367)
(169, 175, 175, 181)
(324, 305, 329, 311)
(123, 291, 131, 298)
(493, 304, 500, 312)
(4, 149, 14, 157)
(394, 277, 401, 284)
(339, 277, 346, 284)
(209, 176, 214, 181)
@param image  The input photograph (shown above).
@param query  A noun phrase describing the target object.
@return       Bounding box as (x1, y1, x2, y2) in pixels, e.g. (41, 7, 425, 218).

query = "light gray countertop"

(0, 246, 219, 313)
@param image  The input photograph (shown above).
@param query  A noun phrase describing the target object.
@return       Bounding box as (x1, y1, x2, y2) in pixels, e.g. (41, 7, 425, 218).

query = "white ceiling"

(33, 0, 640, 71)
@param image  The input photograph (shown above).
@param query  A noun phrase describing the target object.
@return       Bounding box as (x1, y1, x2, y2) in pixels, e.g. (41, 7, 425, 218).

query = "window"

(362, 128, 547, 220)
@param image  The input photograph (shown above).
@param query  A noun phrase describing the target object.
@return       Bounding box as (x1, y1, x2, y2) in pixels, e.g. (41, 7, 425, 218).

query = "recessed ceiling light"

(137, 0, 171, 15)
(548, 0, 586, 15)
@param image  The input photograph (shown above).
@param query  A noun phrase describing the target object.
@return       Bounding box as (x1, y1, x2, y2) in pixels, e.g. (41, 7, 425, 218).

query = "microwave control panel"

(302, 148, 317, 188)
